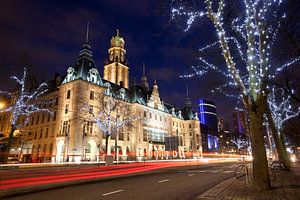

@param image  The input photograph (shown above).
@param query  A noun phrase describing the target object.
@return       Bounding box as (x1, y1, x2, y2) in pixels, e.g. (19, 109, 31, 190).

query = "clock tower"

(103, 30, 129, 88)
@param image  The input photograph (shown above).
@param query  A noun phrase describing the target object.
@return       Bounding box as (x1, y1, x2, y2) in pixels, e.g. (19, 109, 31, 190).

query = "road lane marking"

(197, 170, 209, 172)
(158, 179, 169, 183)
(188, 174, 195, 177)
(210, 170, 222, 173)
(223, 170, 234, 173)
(102, 190, 123, 196)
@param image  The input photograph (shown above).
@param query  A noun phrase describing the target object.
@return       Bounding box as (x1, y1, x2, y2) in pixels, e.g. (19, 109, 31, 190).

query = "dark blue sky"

(0, 0, 299, 128)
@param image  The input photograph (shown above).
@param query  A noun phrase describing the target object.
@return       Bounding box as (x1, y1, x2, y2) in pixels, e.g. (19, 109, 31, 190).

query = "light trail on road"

(0, 159, 240, 191)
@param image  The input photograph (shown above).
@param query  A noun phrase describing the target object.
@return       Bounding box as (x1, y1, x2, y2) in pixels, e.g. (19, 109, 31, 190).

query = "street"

(2, 162, 238, 200)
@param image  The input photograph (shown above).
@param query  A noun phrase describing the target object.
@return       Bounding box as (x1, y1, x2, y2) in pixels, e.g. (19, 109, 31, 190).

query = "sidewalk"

(197, 163, 300, 200)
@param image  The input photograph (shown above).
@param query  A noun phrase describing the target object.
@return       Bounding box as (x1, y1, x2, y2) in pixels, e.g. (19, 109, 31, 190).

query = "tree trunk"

(248, 96, 271, 191)
(105, 133, 109, 156)
(266, 108, 291, 170)
(114, 131, 119, 162)
(3, 126, 16, 163)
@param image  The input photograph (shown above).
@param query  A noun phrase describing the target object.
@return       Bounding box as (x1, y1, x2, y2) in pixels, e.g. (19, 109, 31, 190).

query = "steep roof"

(62, 43, 103, 86)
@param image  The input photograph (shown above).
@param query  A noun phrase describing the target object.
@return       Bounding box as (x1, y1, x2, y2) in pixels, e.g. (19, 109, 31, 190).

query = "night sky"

(0, 0, 300, 129)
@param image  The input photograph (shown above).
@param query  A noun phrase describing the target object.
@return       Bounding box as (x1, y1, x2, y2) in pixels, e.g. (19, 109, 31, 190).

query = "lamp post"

(0, 101, 6, 110)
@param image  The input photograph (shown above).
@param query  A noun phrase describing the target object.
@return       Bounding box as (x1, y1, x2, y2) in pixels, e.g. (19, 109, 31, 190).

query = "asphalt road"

(3, 162, 239, 200)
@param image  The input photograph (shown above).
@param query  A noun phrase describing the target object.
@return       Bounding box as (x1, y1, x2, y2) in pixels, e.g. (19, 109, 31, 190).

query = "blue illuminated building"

(198, 99, 218, 131)
(198, 99, 219, 152)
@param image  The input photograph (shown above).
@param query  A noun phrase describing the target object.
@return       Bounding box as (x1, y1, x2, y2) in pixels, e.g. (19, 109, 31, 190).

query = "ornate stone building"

(0, 31, 202, 163)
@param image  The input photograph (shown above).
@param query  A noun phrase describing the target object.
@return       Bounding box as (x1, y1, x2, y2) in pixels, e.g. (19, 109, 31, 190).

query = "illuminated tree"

(231, 136, 250, 150)
(169, 0, 300, 190)
(266, 87, 300, 169)
(0, 68, 51, 163)
(85, 90, 140, 161)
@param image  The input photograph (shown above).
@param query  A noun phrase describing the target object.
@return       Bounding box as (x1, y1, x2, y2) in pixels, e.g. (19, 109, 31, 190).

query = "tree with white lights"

(231, 136, 250, 151)
(266, 87, 300, 168)
(85, 90, 140, 161)
(170, 0, 300, 190)
(0, 68, 51, 163)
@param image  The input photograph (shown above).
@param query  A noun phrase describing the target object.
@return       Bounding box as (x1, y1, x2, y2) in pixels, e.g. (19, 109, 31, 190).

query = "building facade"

(0, 31, 202, 163)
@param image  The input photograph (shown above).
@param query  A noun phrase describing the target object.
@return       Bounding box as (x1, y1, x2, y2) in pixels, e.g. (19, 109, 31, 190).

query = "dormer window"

(119, 88, 125, 100)
(87, 68, 99, 84)
(104, 82, 112, 95)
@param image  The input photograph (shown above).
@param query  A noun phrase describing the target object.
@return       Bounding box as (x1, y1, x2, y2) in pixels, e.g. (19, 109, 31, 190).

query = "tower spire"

(143, 62, 145, 76)
(117, 29, 119, 36)
(185, 84, 192, 108)
(85, 21, 90, 44)
(186, 85, 189, 97)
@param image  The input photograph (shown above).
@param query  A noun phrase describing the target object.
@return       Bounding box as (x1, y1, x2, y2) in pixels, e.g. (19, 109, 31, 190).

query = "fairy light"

(268, 87, 300, 131)
(171, 0, 297, 101)
(0, 68, 52, 129)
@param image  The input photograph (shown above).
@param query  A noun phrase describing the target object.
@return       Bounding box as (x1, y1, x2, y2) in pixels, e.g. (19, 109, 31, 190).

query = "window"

(89, 122, 93, 134)
(47, 114, 50, 122)
(144, 111, 147, 118)
(127, 133, 130, 141)
(36, 115, 39, 125)
(62, 121, 69, 136)
(49, 144, 53, 154)
(53, 111, 56, 121)
(40, 129, 43, 138)
(150, 113, 152, 119)
(160, 116, 162, 121)
(189, 124, 192, 129)
(43, 144, 47, 154)
(119, 132, 124, 140)
(155, 114, 157, 120)
(89, 105, 93, 114)
(34, 131, 37, 139)
(45, 128, 49, 138)
(55, 97, 59, 105)
(90, 91, 94, 100)
(41, 114, 45, 124)
(143, 129, 147, 141)
(67, 90, 71, 99)
(65, 105, 69, 114)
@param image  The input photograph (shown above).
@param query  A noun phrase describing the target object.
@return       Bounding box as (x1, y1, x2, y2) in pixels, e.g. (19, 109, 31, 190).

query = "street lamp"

(0, 101, 6, 110)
